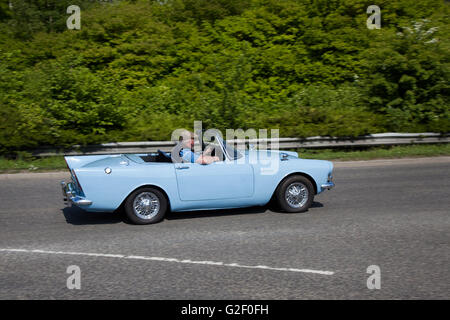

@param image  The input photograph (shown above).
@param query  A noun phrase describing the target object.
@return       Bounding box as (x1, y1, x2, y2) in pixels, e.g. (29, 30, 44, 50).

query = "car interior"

(139, 149, 173, 163)
(137, 134, 240, 163)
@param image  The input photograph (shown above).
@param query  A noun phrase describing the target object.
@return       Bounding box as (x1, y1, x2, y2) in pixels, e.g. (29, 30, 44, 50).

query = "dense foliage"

(0, 0, 448, 153)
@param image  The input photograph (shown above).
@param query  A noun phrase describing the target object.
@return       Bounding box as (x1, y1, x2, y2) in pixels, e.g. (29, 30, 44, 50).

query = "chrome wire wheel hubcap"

(133, 192, 160, 219)
(285, 182, 308, 208)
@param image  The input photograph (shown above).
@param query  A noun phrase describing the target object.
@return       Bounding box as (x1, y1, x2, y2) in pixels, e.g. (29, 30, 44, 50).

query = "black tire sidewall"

(276, 175, 314, 213)
(124, 187, 167, 224)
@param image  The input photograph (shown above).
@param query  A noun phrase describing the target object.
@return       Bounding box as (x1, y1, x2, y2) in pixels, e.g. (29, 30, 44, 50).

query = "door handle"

(176, 166, 190, 170)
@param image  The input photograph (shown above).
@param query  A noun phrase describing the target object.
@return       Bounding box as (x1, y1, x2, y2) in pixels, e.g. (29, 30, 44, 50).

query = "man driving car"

(178, 131, 220, 165)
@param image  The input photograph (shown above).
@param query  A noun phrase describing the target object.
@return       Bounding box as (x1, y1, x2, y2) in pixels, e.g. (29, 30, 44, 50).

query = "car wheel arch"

(273, 172, 318, 197)
(119, 184, 172, 213)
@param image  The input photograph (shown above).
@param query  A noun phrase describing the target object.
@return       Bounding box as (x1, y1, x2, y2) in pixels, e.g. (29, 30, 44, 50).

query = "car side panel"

(174, 162, 254, 201)
(75, 162, 178, 212)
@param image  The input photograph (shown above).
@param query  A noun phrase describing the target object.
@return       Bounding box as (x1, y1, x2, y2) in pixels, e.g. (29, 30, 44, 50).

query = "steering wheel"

(207, 145, 225, 160)
(157, 149, 171, 162)
(205, 144, 215, 156)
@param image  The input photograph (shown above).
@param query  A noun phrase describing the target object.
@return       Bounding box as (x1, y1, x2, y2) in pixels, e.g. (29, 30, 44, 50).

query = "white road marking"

(0, 248, 334, 276)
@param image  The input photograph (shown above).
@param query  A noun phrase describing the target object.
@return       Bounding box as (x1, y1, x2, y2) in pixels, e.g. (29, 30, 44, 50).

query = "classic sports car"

(61, 136, 334, 224)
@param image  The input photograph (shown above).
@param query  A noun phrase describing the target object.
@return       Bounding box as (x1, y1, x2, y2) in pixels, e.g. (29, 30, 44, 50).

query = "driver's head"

(179, 130, 196, 149)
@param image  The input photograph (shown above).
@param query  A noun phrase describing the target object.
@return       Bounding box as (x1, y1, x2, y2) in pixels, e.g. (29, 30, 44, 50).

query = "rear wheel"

(276, 175, 314, 213)
(124, 187, 167, 224)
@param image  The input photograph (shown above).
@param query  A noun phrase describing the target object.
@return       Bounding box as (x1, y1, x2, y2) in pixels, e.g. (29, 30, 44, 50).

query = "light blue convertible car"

(61, 136, 334, 224)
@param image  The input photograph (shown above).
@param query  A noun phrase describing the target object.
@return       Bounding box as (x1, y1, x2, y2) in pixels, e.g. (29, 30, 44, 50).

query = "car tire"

(124, 187, 168, 224)
(276, 175, 314, 213)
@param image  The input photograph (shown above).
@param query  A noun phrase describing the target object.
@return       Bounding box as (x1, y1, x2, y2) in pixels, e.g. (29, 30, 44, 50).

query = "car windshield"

(216, 136, 243, 160)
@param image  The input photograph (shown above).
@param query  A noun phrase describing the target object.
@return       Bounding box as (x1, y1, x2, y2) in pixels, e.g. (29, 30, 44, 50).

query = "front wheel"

(275, 176, 314, 213)
(124, 188, 167, 224)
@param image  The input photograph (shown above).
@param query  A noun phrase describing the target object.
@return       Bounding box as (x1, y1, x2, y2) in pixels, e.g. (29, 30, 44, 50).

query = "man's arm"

(182, 148, 218, 164)
(195, 155, 220, 165)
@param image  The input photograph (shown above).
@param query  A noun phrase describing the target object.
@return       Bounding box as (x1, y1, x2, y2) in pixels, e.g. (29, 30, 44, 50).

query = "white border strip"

(0, 248, 334, 276)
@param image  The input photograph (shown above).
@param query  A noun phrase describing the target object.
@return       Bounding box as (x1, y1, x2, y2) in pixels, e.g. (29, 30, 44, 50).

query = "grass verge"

(0, 156, 67, 173)
(0, 144, 449, 173)
(297, 143, 450, 161)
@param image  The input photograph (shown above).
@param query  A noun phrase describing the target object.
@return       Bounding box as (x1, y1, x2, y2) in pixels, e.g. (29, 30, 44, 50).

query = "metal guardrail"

(32, 132, 450, 156)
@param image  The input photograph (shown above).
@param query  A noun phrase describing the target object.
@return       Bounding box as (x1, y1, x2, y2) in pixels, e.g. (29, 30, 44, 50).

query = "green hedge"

(0, 0, 448, 154)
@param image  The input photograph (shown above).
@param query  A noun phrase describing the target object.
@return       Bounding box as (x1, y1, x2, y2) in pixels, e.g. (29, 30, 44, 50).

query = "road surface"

(0, 157, 449, 299)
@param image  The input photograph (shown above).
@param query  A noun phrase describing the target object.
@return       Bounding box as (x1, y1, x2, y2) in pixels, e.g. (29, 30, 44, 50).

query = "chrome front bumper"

(61, 181, 93, 206)
(321, 182, 335, 190)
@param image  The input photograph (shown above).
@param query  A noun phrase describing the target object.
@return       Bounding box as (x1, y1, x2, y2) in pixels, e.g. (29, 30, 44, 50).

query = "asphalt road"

(0, 157, 449, 299)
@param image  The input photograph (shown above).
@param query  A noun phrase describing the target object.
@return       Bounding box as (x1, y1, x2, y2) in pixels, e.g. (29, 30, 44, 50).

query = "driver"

(178, 131, 220, 165)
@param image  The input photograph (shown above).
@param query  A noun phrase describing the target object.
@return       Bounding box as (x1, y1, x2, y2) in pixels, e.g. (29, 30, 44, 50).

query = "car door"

(174, 161, 254, 201)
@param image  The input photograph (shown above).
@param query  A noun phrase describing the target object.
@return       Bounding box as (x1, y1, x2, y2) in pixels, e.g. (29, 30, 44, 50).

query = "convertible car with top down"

(61, 136, 334, 224)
